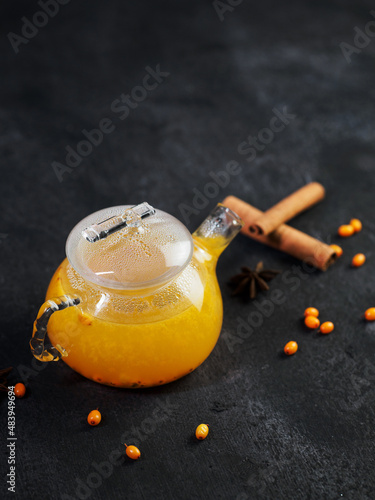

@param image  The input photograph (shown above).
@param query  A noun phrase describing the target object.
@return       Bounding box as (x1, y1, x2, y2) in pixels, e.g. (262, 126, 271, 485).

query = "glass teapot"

(30, 202, 243, 388)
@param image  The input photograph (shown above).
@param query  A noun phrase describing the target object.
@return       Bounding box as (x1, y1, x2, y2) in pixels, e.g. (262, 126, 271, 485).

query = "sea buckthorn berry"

(284, 341, 298, 356)
(78, 313, 92, 326)
(352, 253, 366, 267)
(365, 308, 375, 321)
(14, 383, 26, 398)
(125, 444, 141, 460)
(87, 409, 101, 426)
(304, 307, 319, 318)
(320, 321, 334, 334)
(195, 424, 209, 440)
(350, 218, 362, 233)
(330, 244, 343, 257)
(304, 315, 320, 329)
(338, 225, 354, 237)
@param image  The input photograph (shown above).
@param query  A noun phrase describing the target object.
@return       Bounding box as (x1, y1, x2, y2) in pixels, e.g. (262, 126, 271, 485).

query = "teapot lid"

(66, 203, 194, 290)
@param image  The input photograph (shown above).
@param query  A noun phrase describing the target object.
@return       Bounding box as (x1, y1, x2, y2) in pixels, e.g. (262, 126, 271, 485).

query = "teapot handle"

(30, 295, 81, 362)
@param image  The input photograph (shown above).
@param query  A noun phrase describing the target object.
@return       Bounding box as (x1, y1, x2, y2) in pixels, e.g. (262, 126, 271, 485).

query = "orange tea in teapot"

(30, 203, 243, 387)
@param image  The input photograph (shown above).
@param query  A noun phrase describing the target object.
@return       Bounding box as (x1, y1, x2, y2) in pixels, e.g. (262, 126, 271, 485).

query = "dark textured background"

(1, 1, 375, 499)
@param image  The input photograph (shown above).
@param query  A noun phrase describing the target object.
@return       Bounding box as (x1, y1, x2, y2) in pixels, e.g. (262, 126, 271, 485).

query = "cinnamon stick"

(249, 182, 325, 236)
(222, 196, 337, 271)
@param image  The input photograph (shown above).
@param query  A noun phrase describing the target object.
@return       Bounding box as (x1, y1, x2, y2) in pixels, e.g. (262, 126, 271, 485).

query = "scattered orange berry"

(284, 341, 298, 356)
(87, 409, 101, 426)
(338, 225, 354, 237)
(124, 444, 141, 460)
(195, 423, 209, 440)
(14, 383, 26, 398)
(320, 321, 334, 334)
(305, 315, 320, 329)
(330, 244, 343, 257)
(364, 308, 375, 321)
(350, 218, 362, 232)
(352, 253, 366, 267)
(304, 307, 319, 318)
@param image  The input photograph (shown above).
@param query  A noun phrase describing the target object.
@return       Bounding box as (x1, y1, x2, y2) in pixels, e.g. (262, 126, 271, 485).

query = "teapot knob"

(82, 202, 155, 243)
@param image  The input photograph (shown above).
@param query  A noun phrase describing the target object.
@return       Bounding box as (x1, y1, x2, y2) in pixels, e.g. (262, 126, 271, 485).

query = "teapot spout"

(192, 203, 244, 258)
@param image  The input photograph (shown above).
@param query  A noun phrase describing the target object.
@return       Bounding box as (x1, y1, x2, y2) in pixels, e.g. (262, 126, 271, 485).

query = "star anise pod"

(228, 262, 281, 300)
(0, 367, 13, 393)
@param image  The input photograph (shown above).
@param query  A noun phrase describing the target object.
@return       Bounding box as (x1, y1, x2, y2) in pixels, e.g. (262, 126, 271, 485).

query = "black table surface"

(1, 1, 375, 499)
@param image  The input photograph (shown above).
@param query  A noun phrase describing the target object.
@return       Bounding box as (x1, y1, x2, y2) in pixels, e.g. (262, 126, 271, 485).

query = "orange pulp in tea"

(46, 253, 222, 388)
